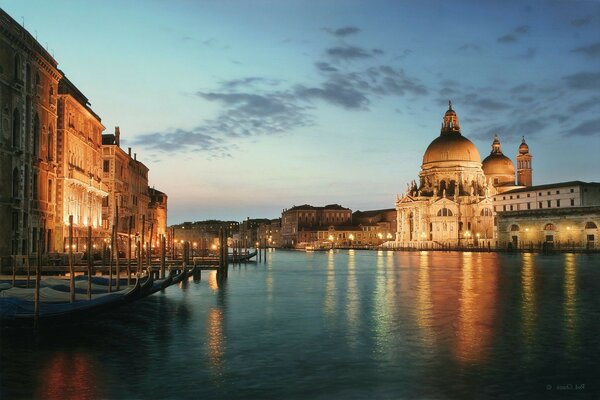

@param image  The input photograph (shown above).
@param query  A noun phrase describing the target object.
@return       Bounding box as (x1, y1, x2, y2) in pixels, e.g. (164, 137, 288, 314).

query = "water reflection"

(208, 270, 219, 292)
(345, 249, 360, 348)
(564, 254, 578, 357)
(206, 307, 225, 382)
(324, 250, 336, 322)
(416, 252, 435, 348)
(454, 252, 497, 364)
(521, 253, 536, 356)
(37, 353, 102, 399)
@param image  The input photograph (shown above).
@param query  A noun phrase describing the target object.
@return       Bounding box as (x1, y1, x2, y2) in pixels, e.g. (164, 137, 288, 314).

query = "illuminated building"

(281, 204, 352, 247)
(257, 218, 282, 248)
(102, 128, 149, 246)
(55, 76, 107, 249)
(0, 9, 61, 261)
(148, 187, 168, 248)
(494, 181, 600, 249)
(393, 102, 532, 248)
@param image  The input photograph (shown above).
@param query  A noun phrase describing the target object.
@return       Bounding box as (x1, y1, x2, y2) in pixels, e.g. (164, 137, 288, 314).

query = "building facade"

(55, 76, 107, 251)
(257, 218, 282, 248)
(494, 182, 600, 249)
(281, 204, 352, 247)
(148, 187, 168, 250)
(394, 102, 532, 248)
(0, 10, 62, 263)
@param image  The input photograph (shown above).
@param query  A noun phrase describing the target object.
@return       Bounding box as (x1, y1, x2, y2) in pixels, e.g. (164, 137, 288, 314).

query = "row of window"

(499, 188, 579, 201)
(511, 222, 597, 231)
(498, 198, 576, 211)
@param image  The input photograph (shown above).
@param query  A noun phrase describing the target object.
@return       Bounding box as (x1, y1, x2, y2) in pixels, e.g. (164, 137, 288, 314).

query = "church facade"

(394, 102, 532, 248)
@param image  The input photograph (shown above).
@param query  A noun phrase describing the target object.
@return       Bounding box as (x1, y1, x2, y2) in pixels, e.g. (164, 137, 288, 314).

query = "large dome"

(422, 101, 481, 165)
(422, 134, 481, 164)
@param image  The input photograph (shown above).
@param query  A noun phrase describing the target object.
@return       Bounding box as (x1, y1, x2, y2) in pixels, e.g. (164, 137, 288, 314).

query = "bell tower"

(516, 136, 532, 187)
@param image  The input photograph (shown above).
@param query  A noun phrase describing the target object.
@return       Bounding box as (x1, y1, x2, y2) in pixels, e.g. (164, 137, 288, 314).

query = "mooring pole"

(141, 215, 146, 274)
(34, 227, 42, 326)
(69, 215, 75, 303)
(160, 235, 166, 279)
(115, 205, 120, 290)
(109, 223, 115, 293)
(127, 215, 132, 285)
(87, 226, 92, 300)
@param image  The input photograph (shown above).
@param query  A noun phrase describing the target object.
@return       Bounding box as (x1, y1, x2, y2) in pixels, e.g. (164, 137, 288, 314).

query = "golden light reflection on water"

(521, 253, 536, 354)
(346, 249, 360, 348)
(206, 307, 225, 380)
(324, 250, 336, 321)
(208, 270, 219, 292)
(373, 249, 391, 358)
(454, 252, 497, 363)
(37, 352, 101, 400)
(564, 253, 578, 355)
(416, 252, 435, 348)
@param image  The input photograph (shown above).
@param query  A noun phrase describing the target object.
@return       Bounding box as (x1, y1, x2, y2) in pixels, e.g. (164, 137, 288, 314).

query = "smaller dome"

(482, 153, 515, 176)
(519, 136, 529, 154)
(482, 135, 515, 177)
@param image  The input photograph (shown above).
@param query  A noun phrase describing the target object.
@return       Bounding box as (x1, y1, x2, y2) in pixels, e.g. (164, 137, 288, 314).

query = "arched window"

(439, 180, 447, 194)
(49, 85, 54, 104)
(12, 108, 20, 147)
(437, 207, 453, 217)
(26, 64, 31, 90)
(480, 208, 492, 217)
(585, 222, 597, 229)
(12, 167, 19, 198)
(544, 223, 556, 231)
(510, 224, 520, 232)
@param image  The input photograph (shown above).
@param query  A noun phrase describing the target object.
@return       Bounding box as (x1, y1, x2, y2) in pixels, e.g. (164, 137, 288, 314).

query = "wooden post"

(160, 235, 166, 279)
(127, 215, 132, 285)
(69, 215, 75, 303)
(34, 228, 43, 326)
(115, 205, 120, 290)
(148, 223, 154, 273)
(87, 226, 92, 300)
(136, 241, 141, 277)
(141, 215, 146, 273)
(109, 223, 115, 293)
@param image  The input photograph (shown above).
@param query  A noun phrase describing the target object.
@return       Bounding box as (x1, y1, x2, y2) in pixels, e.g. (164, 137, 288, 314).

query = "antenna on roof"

(21, 16, 24, 28)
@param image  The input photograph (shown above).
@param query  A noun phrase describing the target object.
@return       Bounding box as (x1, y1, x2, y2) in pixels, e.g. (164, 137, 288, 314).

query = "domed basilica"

(395, 102, 532, 247)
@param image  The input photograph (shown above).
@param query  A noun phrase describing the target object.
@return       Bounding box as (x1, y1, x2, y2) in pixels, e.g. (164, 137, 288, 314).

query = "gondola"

(145, 269, 175, 296)
(0, 278, 140, 327)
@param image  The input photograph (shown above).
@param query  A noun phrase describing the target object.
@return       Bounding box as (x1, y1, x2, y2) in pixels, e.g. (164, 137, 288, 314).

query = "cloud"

(472, 119, 548, 141)
(457, 43, 481, 52)
(571, 16, 592, 27)
(218, 77, 279, 90)
(497, 25, 531, 43)
(326, 45, 373, 61)
(571, 42, 600, 59)
(315, 62, 338, 73)
(130, 129, 233, 157)
(569, 96, 600, 113)
(514, 25, 530, 34)
(295, 80, 369, 110)
(497, 34, 517, 43)
(563, 71, 600, 90)
(476, 98, 511, 111)
(324, 26, 361, 37)
(566, 117, 600, 137)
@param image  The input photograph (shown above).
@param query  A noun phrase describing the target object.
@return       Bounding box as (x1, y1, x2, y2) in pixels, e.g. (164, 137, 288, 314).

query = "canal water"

(1, 250, 599, 399)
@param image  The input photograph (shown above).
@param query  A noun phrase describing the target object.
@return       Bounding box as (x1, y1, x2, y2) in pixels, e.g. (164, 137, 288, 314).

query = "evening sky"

(2, 0, 599, 223)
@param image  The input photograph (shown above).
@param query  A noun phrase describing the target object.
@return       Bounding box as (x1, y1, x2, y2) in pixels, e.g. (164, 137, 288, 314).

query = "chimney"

(128, 147, 131, 156)
(115, 126, 120, 146)
(134, 153, 137, 161)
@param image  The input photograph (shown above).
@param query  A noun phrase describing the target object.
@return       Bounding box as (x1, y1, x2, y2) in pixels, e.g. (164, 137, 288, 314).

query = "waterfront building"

(315, 224, 392, 248)
(257, 218, 282, 248)
(148, 187, 168, 249)
(494, 181, 600, 249)
(55, 76, 107, 251)
(281, 204, 352, 247)
(394, 102, 532, 248)
(0, 10, 62, 263)
(102, 128, 149, 252)
(239, 217, 270, 246)
(172, 220, 239, 255)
